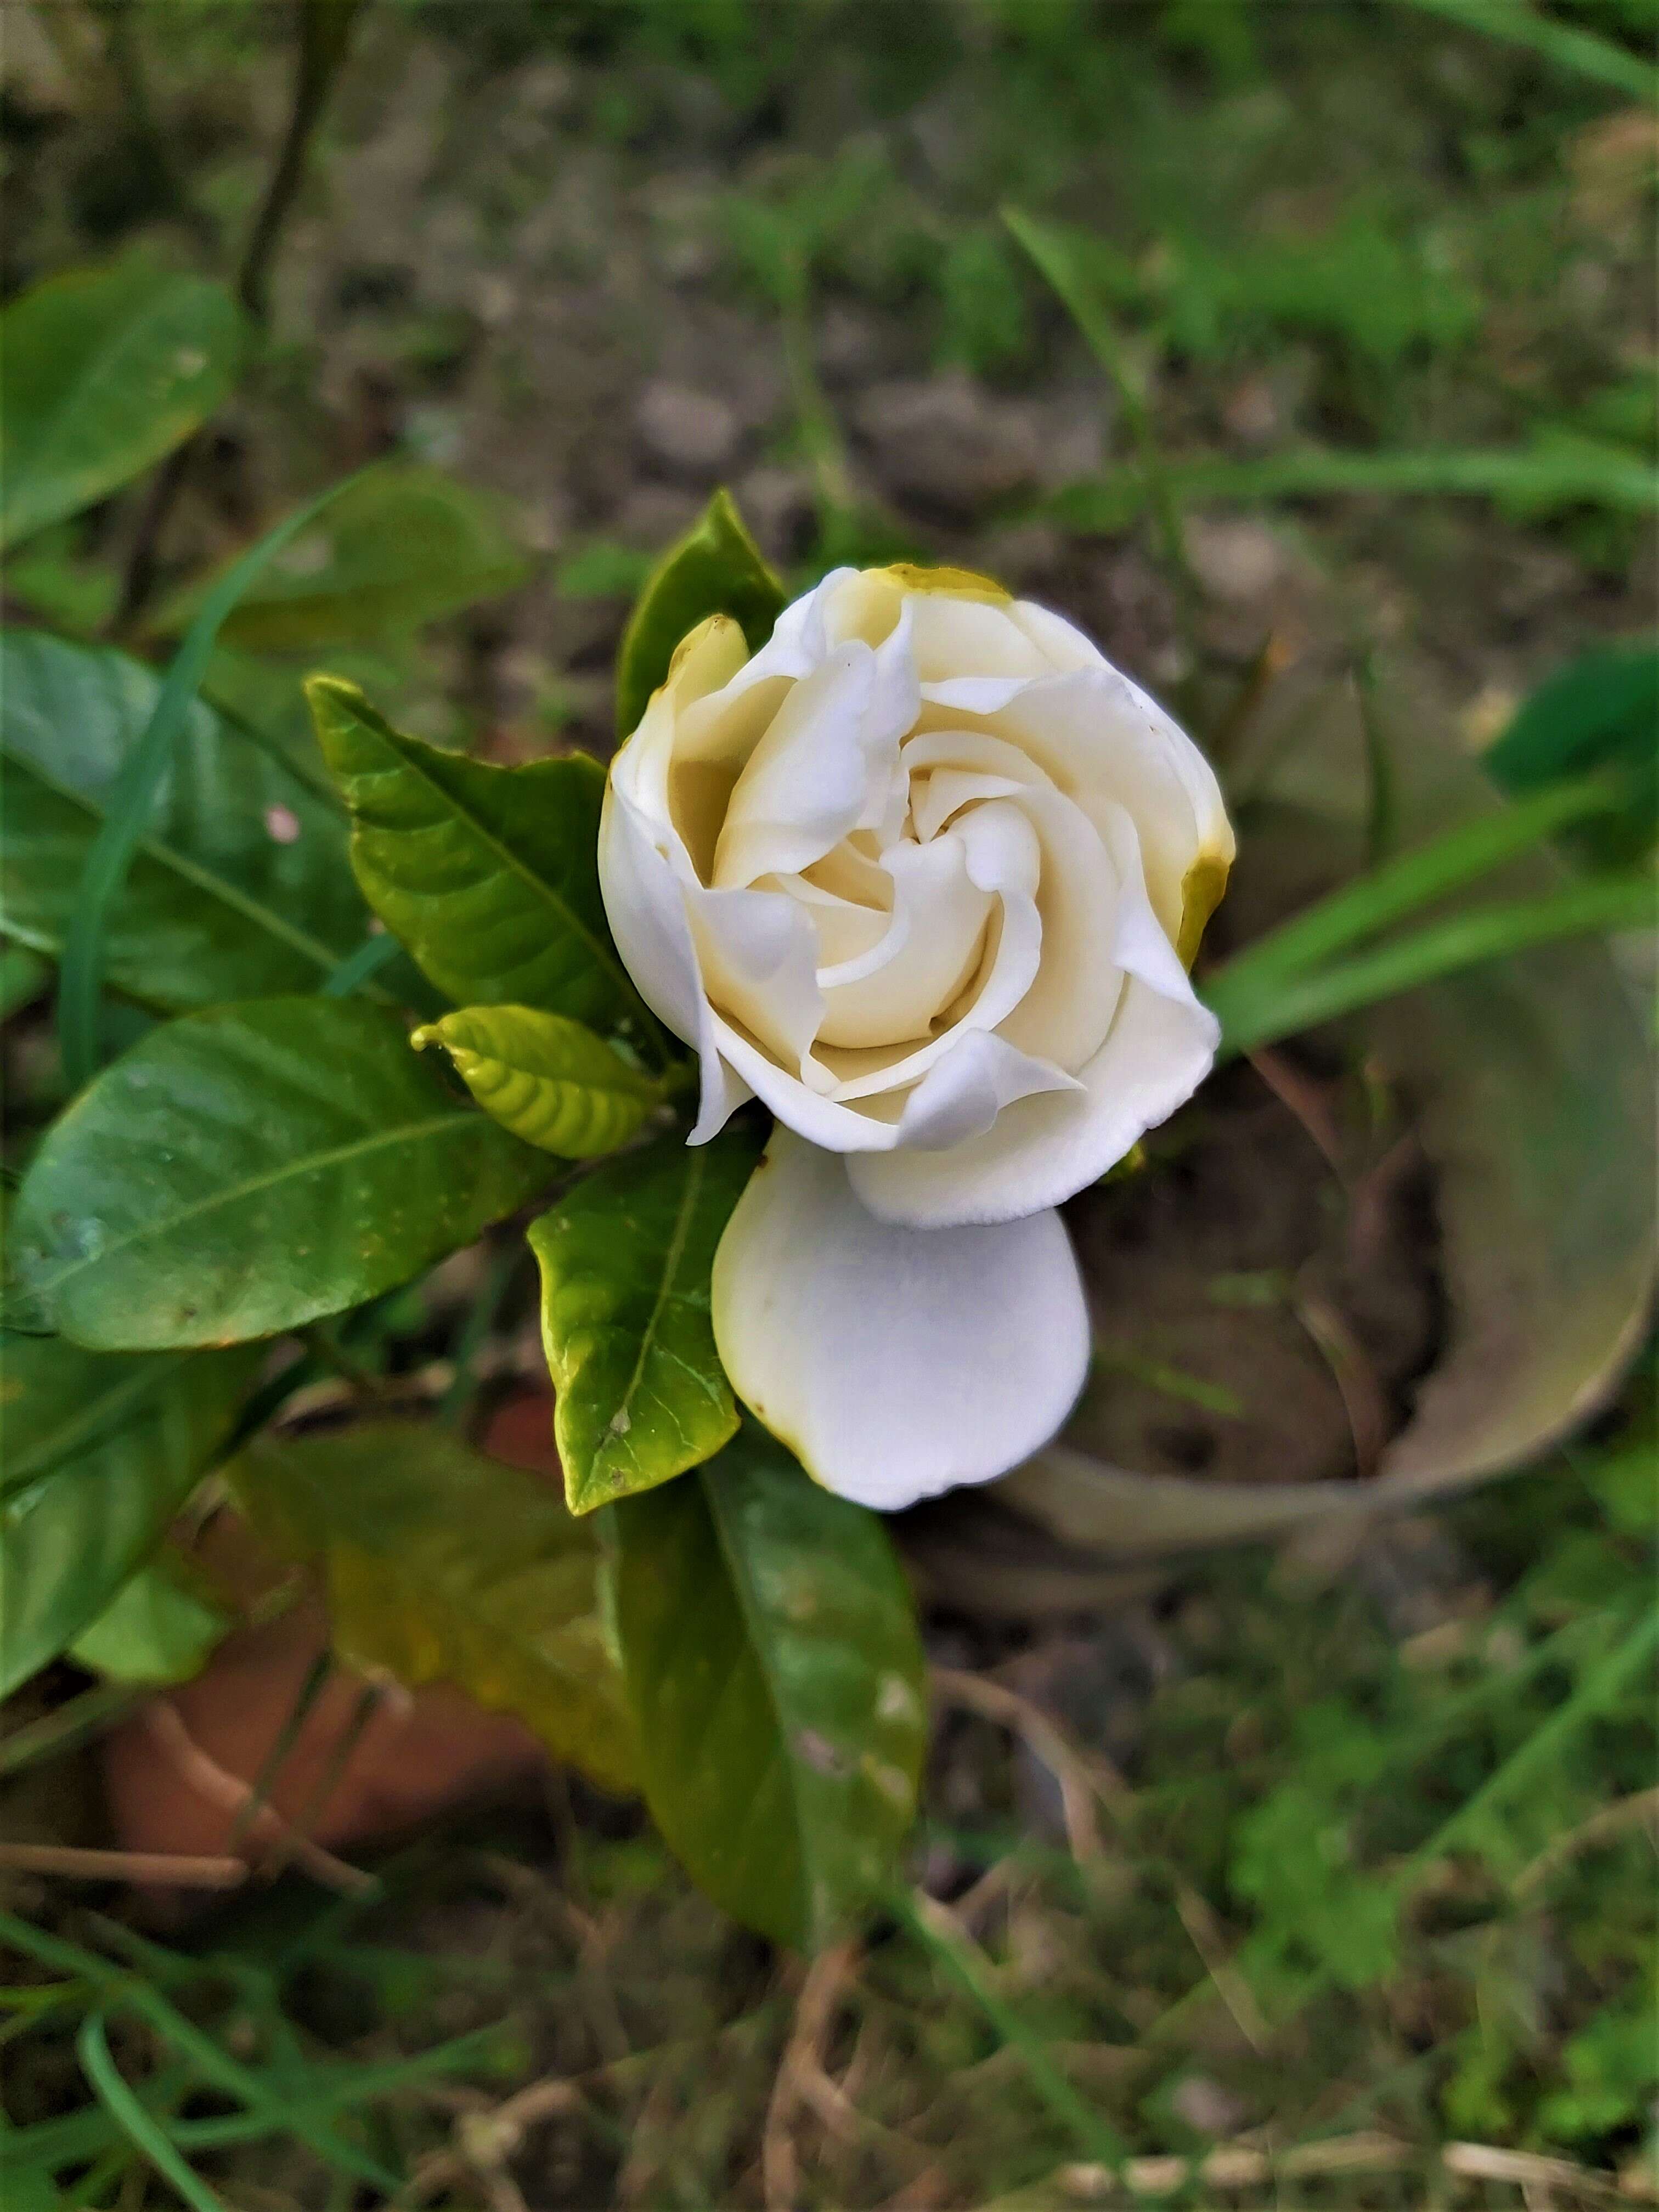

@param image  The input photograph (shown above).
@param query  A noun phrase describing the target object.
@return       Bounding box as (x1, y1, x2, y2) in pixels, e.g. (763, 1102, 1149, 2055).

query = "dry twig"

(931, 1666, 1115, 1863)
(139, 1699, 375, 1895)
(763, 1939, 860, 2211)
(0, 1842, 246, 1890)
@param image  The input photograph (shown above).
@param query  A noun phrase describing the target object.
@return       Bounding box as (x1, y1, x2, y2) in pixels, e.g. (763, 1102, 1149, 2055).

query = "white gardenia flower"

(599, 564, 1233, 1510)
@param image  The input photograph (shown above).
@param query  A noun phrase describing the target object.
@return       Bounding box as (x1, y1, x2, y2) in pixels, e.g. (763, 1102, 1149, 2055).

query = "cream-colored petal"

(849, 975, 1216, 1228)
(891, 1028, 1080, 1152)
(712, 644, 881, 888)
(597, 783, 751, 1144)
(1007, 597, 1110, 674)
(816, 836, 992, 1049)
(710, 1130, 1090, 1509)
(988, 783, 1123, 1072)
(710, 1013, 903, 1152)
(817, 801, 1044, 1103)
(684, 879, 823, 1075)
(904, 593, 1054, 685)
(847, 805, 1216, 1226)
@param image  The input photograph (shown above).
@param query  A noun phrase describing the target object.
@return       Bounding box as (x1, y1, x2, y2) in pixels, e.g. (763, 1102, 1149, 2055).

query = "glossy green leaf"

(0, 259, 242, 552)
(0, 631, 371, 1011)
(308, 675, 652, 1041)
(0, 1339, 255, 1696)
(1485, 645, 1659, 864)
(231, 1423, 636, 1791)
(58, 469, 378, 1090)
(67, 1549, 232, 1686)
(528, 1124, 762, 1515)
(608, 1423, 927, 1950)
(156, 464, 529, 652)
(411, 1004, 662, 1156)
(616, 488, 785, 738)
(8, 996, 552, 1350)
(0, 942, 49, 1020)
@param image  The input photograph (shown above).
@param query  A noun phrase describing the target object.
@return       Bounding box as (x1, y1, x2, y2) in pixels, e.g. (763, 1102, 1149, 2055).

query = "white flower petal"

(598, 783, 751, 1143)
(849, 975, 1216, 1226)
(905, 594, 1054, 684)
(684, 879, 823, 1075)
(816, 801, 1043, 1103)
(711, 1130, 1091, 1508)
(816, 836, 992, 1048)
(1007, 597, 1110, 674)
(847, 803, 1216, 1225)
(893, 1028, 1080, 1151)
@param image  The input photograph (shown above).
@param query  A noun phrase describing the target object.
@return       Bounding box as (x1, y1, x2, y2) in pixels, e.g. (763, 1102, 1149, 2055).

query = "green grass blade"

(1004, 205, 1195, 600)
(1209, 777, 1622, 995)
(77, 2012, 227, 2212)
(56, 467, 373, 1090)
(1210, 872, 1654, 1059)
(0, 1910, 400, 2193)
(1407, 1598, 1658, 1870)
(890, 1887, 1131, 2174)
(1389, 0, 1659, 102)
(319, 928, 403, 997)
(1049, 440, 1659, 523)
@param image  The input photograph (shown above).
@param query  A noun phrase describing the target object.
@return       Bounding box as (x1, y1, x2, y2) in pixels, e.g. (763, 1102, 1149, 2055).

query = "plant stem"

(113, 0, 364, 634)
(238, 0, 364, 324)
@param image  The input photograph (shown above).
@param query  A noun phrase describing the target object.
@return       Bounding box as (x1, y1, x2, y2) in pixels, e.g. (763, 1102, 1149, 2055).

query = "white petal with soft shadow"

(816, 836, 991, 1048)
(893, 1028, 1079, 1152)
(684, 879, 823, 1075)
(847, 802, 1216, 1224)
(849, 975, 1216, 1227)
(597, 784, 751, 1143)
(710, 1130, 1091, 1508)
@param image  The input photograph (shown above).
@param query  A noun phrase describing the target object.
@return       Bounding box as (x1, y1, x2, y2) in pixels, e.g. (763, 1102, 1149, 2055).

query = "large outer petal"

(597, 781, 750, 1143)
(710, 1130, 1090, 1508)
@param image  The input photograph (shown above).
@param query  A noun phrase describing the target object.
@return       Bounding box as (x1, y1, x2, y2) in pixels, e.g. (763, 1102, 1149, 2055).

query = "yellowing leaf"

(232, 1423, 636, 1793)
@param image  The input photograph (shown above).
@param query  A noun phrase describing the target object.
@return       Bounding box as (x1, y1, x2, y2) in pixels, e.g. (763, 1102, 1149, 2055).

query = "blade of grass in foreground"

(0, 1910, 400, 2193)
(78, 2012, 227, 2212)
(890, 1886, 1131, 2174)
(1204, 778, 1624, 994)
(1207, 871, 1653, 1060)
(1389, 0, 1659, 104)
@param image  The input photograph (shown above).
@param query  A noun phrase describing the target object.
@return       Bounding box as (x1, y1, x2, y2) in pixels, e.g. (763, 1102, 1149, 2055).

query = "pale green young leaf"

(0, 1341, 256, 1696)
(7, 996, 551, 1350)
(616, 488, 785, 738)
(528, 1124, 761, 1515)
(0, 631, 371, 1010)
(156, 464, 529, 652)
(0, 259, 242, 551)
(67, 1549, 232, 1686)
(231, 1423, 636, 1792)
(609, 1423, 927, 1951)
(308, 675, 653, 1043)
(412, 1004, 663, 1157)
